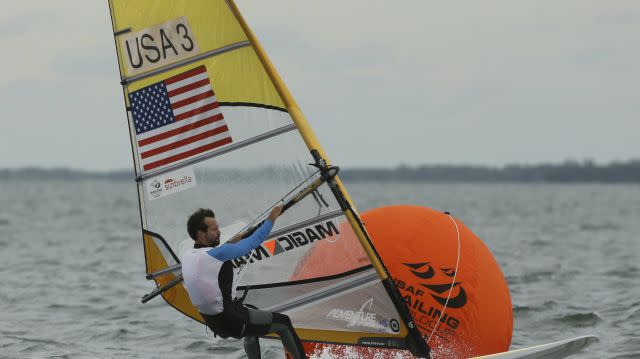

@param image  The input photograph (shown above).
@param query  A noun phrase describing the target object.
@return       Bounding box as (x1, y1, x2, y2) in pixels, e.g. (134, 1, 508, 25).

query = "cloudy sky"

(1, 1, 638, 170)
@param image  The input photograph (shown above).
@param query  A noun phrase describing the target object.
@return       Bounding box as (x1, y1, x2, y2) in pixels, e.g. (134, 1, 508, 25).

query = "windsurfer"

(182, 205, 307, 359)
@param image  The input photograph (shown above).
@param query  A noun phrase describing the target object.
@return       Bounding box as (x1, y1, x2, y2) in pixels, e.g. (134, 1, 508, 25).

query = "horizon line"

(1, 158, 639, 173)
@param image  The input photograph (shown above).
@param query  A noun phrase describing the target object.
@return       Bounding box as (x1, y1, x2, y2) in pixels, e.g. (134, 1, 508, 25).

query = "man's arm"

(207, 219, 273, 261)
(227, 228, 249, 244)
(208, 205, 283, 261)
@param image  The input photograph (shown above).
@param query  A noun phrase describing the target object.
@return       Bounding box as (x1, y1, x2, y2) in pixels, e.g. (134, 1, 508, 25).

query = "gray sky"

(1, 1, 638, 170)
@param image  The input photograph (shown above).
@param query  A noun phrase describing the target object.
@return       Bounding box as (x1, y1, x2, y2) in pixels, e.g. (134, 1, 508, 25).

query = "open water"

(0, 180, 638, 359)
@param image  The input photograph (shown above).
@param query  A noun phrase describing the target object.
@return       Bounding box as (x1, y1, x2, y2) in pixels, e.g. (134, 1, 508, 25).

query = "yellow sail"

(107, 1, 429, 356)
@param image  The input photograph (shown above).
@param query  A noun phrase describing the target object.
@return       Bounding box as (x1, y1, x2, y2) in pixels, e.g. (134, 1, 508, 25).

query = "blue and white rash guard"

(182, 220, 273, 315)
(206, 220, 273, 261)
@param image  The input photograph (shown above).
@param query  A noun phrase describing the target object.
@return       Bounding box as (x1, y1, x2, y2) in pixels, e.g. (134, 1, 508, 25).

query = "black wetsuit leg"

(243, 308, 306, 359)
(243, 336, 261, 359)
(202, 305, 306, 359)
(243, 307, 270, 359)
(268, 312, 306, 359)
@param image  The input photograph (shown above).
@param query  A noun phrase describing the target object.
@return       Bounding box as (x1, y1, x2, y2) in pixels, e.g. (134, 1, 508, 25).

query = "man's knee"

(272, 312, 292, 327)
(247, 308, 273, 326)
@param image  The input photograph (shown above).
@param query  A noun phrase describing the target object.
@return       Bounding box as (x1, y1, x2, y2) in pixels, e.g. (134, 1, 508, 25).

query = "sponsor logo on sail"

(232, 220, 340, 268)
(147, 167, 197, 201)
(163, 176, 192, 190)
(149, 180, 163, 198)
(326, 298, 394, 332)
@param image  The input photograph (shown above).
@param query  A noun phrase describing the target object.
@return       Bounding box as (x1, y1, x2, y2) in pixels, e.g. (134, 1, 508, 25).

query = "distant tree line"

(1, 159, 639, 182)
(0, 167, 133, 181)
(340, 160, 640, 182)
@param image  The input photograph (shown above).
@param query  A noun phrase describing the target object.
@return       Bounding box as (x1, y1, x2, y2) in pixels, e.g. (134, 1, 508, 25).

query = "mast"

(226, 1, 429, 356)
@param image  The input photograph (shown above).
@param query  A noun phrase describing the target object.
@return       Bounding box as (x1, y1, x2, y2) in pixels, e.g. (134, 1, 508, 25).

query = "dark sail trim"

(261, 269, 379, 313)
(113, 27, 131, 36)
(237, 264, 373, 291)
(220, 102, 288, 113)
(143, 229, 181, 264)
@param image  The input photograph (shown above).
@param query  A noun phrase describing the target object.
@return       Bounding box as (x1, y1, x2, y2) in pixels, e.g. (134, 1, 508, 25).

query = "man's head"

(187, 208, 221, 247)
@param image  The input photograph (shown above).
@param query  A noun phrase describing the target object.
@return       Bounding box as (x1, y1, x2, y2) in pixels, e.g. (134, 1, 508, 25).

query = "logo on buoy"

(404, 262, 467, 308)
(393, 261, 467, 341)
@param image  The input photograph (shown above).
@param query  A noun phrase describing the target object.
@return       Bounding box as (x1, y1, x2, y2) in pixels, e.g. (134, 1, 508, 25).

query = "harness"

(194, 256, 254, 339)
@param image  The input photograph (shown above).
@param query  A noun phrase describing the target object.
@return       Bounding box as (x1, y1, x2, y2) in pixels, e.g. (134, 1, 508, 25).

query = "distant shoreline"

(2, 160, 639, 183)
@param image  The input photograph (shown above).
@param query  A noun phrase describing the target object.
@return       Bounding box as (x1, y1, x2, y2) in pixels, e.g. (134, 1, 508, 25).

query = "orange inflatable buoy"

(293, 205, 512, 359)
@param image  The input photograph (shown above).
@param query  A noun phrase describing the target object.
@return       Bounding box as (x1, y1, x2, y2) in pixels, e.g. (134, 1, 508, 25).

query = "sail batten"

(266, 210, 344, 239)
(219, 102, 288, 113)
(262, 270, 379, 313)
(135, 123, 296, 181)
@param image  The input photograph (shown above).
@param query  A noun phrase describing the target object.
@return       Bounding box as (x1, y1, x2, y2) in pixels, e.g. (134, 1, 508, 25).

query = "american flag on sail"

(129, 65, 232, 172)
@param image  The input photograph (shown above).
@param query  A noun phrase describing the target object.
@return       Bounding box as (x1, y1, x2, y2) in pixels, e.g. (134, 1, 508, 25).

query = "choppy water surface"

(0, 180, 638, 358)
